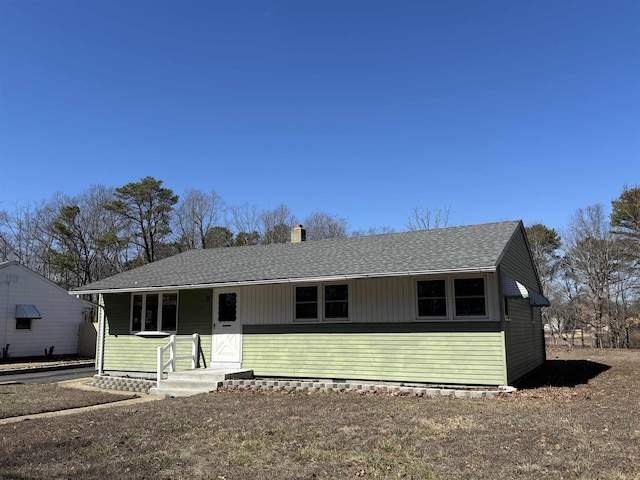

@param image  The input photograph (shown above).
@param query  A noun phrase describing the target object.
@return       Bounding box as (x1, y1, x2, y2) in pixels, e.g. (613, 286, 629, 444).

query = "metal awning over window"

(15, 304, 42, 319)
(502, 275, 550, 307)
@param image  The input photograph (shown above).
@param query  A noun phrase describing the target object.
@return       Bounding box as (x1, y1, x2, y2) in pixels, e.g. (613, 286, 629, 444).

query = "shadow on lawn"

(516, 359, 611, 389)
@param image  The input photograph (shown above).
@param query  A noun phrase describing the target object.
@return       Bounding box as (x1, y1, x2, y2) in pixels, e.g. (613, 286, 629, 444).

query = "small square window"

(16, 318, 31, 330)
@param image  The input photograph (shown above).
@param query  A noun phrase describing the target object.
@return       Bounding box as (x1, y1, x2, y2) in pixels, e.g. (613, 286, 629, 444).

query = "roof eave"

(70, 266, 498, 295)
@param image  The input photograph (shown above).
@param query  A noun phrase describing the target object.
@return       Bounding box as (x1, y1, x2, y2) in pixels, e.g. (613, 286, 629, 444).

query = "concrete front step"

(149, 368, 253, 397)
(149, 384, 218, 397)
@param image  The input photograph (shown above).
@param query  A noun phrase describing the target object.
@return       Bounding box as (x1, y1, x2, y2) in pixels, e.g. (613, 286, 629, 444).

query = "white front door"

(211, 289, 242, 368)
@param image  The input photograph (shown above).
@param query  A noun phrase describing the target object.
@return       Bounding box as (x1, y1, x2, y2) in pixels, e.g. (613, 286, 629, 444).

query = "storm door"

(211, 289, 242, 367)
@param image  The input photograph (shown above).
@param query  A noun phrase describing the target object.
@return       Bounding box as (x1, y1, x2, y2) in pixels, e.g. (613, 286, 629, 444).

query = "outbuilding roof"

(72, 220, 523, 294)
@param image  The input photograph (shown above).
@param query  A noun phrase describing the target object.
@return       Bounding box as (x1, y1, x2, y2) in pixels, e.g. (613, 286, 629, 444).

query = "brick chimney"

(291, 224, 306, 243)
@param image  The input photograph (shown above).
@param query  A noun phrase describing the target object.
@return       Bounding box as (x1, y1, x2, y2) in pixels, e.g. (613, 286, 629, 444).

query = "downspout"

(96, 294, 106, 375)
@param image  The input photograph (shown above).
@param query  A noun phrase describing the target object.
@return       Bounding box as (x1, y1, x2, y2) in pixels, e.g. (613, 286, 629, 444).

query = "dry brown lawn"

(0, 348, 638, 480)
(0, 383, 135, 419)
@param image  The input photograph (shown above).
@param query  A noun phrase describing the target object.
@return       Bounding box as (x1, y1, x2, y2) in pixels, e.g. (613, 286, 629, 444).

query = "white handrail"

(156, 333, 200, 387)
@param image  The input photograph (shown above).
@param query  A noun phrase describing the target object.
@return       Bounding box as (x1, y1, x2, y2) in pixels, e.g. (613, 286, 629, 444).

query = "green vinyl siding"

(500, 228, 539, 289)
(504, 299, 544, 382)
(177, 289, 212, 334)
(103, 334, 211, 372)
(243, 323, 507, 386)
(500, 226, 546, 383)
(104, 293, 130, 335)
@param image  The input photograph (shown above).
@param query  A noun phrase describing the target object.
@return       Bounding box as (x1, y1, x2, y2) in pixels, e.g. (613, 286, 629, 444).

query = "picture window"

(131, 292, 178, 333)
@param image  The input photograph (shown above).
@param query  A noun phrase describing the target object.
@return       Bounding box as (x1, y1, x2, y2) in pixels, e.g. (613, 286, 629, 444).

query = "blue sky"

(1, 1, 638, 233)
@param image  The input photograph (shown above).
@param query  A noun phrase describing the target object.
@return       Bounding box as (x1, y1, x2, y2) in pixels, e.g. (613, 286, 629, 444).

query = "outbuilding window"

(131, 292, 178, 333)
(15, 304, 42, 330)
(16, 318, 32, 330)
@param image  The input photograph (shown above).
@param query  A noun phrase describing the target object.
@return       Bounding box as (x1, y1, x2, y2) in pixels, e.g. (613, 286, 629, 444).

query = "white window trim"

(293, 282, 351, 323)
(130, 291, 179, 334)
(414, 275, 491, 321)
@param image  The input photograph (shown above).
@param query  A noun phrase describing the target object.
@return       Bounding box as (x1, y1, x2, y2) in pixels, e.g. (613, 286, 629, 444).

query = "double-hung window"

(324, 284, 349, 319)
(417, 279, 447, 317)
(454, 278, 486, 317)
(294, 284, 349, 322)
(131, 292, 178, 333)
(295, 286, 318, 320)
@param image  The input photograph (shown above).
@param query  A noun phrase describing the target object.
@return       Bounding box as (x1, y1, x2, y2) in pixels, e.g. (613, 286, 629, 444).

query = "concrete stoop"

(148, 368, 254, 397)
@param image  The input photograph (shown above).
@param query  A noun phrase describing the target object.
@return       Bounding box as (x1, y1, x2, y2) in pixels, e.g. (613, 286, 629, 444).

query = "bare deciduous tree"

(406, 206, 451, 231)
(303, 211, 348, 241)
(260, 205, 296, 244)
(562, 204, 632, 348)
(48, 185, 127, 289)
(228, 203, 261, 246)
(351, 226, 396, 237)
(0, 201, 54, 276)
(174, 189, 225, 250)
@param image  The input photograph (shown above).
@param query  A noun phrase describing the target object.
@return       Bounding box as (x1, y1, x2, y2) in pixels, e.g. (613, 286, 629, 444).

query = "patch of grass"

(0, 348, 639, 479)
(0, 383, 134, 419)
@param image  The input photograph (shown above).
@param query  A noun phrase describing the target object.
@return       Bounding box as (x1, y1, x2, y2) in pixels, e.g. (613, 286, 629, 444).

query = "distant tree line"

(2, 176, 637, 349)
(526, 186, 640, 349)
(0, 176, 409, 290)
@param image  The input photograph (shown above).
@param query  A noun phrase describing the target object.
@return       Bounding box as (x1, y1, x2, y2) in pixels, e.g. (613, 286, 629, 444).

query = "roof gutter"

(70, 266, 497, 295)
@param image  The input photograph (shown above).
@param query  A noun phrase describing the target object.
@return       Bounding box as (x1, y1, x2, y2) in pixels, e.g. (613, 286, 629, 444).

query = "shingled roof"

(72, 220, 523, 294)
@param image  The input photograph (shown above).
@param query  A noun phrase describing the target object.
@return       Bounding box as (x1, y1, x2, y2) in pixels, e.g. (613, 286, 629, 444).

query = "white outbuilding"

(0, 261, 86, 359)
